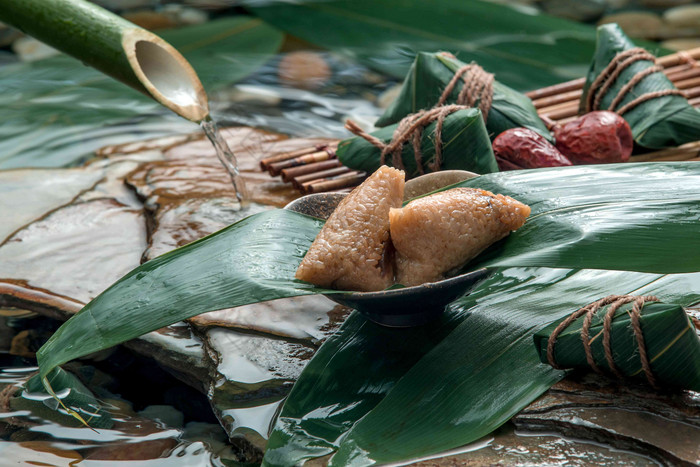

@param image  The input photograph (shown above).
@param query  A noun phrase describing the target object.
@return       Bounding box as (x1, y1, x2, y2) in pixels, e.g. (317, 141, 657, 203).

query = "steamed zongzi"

(295, 166, 405, 291)
(390, 188, 530, 286)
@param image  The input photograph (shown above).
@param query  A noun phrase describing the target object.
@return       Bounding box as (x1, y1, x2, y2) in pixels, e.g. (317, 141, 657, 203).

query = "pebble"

(660, 38, 700, 51)
(598, 12, 664, 39)
(640, 0, 694, 7)
(602, 0, 631, 8)
(12, 37, 60, 62)
(663, 4, 700, 29)
(182, 0, 232, 10)
(278, 51, 332, 90)
(161, 4, 209, 26)
(541, 0, 606, 22)
(221, 86, 282, 106)
(122, 10, 178, 30)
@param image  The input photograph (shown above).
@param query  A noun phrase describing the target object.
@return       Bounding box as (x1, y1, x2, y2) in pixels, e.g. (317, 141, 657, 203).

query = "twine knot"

(546, 294, 660, 388)
(437, 63, 495, 121)
(585, 47, 685, 116)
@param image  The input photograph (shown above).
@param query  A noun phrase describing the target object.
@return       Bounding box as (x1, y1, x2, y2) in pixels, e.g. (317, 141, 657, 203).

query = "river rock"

(90, 0, 157, 12)
(660, 38, 700, 51)
(278, 52, 332, 90)
(0, 22, 22, 48)
(664, 4, 700, 29)
(641, 0, 694, 7)
(162, 4, 210, 26)
(0, 128, 346, 463)
(122, 10, 178, 31)
(599, 12, 664, 39)
(541, 0, 606, 22)
(408, 423, 656, 466)
(376, 84, 402, 109)
(512, 373, 700, 465)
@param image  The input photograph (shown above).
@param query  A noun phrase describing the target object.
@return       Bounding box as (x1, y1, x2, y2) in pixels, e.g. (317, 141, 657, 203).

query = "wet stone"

(0, 198, 146, 304)
(0, 127, 353, 462)
(512, 373, 700, 465)
(408, 423, 656, 466)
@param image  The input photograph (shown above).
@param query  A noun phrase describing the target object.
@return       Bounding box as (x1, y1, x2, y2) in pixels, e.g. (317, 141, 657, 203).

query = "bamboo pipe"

(0, 0, 208, 122)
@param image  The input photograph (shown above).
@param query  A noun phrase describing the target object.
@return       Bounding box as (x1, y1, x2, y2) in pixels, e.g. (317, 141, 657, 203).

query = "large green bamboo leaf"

(266, 267, 700, 465)
(0, 16, 283, 169)
(461, 163, 700, 273)
(249, 0, 597, 91)
(327, 269, 700, 465)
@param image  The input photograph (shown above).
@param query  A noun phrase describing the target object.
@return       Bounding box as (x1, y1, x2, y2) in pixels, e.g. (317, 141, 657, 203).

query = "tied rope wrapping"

(344, 64, 495, 174)
(585, 47, 685, 116)
(546, 295, 660, 388)
(345, 104, 471, 174)
(436, 63, 495, 122)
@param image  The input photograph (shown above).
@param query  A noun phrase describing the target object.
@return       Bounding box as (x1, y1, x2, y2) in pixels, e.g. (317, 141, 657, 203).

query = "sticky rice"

(295, 166, 405, 291)
(390, 188, 530, 286)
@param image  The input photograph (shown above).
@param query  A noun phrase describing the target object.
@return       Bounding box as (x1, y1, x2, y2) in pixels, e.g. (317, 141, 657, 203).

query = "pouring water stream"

(200, 115, 249, 203)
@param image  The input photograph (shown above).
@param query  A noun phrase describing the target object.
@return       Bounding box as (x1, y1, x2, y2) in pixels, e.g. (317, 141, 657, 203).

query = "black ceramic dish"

(284, 177, 490, 327)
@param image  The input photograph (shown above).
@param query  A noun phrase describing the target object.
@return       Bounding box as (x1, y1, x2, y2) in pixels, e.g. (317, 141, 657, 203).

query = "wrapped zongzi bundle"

(534, 296, 700, 391)
(580, 24, 700, 149)
(338, 105, 498, 180)
(376, 52, 551, 141)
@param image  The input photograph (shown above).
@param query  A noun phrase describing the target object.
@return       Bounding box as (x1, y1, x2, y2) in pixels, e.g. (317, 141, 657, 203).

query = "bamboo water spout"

(0, 0, 209, 122)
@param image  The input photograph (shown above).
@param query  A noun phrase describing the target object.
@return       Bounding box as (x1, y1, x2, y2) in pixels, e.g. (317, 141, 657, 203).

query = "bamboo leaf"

(326, 269, 700, 466)
(249, 0, 598, 91)
(462, 163, 700, 273)
(266, 267, 700, 465)
(0, 16, 283, 169)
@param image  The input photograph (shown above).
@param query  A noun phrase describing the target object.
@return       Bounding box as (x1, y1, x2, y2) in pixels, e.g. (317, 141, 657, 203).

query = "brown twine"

(546, 294, 660, 388)
(344, 104, 469, 174)
(437, 64, 495, 121)
(585, 47, 685, 116)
